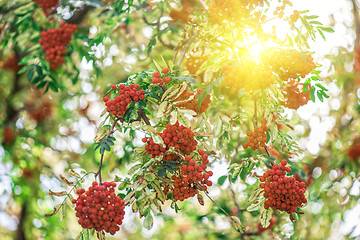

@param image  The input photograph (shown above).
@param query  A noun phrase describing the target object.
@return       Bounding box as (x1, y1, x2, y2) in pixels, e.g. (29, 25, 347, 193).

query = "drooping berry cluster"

(152, 67, 171, 85)
(169, 0, 194, 25)
(39, 22, 76, 69)
(103, 84, 145, 117)
(171, 150, 213, 201)
(268, 49, 316, 80)
(209, 0, 264, 24)
(185, 53, 208, 77)
(281, 79, 310, 109)
(72, 181, 125, 235)
(243, 119, 268, 150)
(174, 89, 211, 114)
(259, 160, 307, 214)
(33, 0, 58, 10)
(142, 121, 197, 159)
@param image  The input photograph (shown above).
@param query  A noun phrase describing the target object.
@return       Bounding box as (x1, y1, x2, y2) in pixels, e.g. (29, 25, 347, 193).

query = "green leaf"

(27, 67, 35, 82)
(318, 26, 334, 33)
(309, 86, 316, 102)
(217, 175, 227, 186)
(303, 78, 311, 93)
(230, 216, 245, 233)
(143, 214, 153, 230)
(144, 173, 156, 182)
(317, 91, 324, 102)
(158, 169, 166, 177)
(261, 208, 273, 228)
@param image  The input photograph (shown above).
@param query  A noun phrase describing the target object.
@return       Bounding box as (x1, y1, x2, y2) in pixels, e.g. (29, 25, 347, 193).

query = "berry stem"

(96, 117, 121, 185)
(263, 145, 275, 167)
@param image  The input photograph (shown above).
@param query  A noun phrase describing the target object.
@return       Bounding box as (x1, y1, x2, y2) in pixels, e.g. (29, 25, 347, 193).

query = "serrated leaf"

(48, 190, 68, 197)
(143, 213, 153, 230)
(261, 208, 273, 228)
(161, 85, 176, 101)
(157, 169, 166, 177)
(27, 67, 35, 82)
(197, 193, 205, 206)
(68, 169, 81, 178)
(309, 86, 316, 102)
(230, 216, 245, 233)
(247, 198, 265, 212)
(157, 101, 169, 118)
(59, 175, 74, 186)
(45, 204, 62, 217)
(152, 181, 165, 202)
(170, 110, 178, 125)
(248, 188, 265, 203)
(128, 163, 142, 175)
(145, 173, 156, 182)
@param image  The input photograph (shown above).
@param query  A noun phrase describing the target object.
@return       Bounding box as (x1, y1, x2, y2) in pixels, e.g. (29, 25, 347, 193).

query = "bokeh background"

(1, 0, 360, 239)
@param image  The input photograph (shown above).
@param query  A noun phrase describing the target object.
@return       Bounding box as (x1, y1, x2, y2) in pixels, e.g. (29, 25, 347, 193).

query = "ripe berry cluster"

(270, 50, 316, 80)
(174, 89, 211, 114)
(243, 119, 268, 150)
(259, 160, 307, 214)
(33, 0, 58, 10)
(152, 67, 170, 85)
(142, 121, 197, 159)
(103, 84, 145, 117)
(72, 181, 125, 235)
(185, 55, 208, 76)
(171, 150, 213, 201)
(169, 0, 193, 25)
(281, 79, 310, 109)
(209, 0, 263, 24)
(39, 22, 76, 69)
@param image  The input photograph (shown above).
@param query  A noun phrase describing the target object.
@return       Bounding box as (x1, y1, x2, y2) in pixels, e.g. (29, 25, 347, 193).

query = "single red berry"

(111, 85, 117, 90)
(153, 72, 161, 78)
(103, 97, 109, 102)
(162, 67, 169, 74)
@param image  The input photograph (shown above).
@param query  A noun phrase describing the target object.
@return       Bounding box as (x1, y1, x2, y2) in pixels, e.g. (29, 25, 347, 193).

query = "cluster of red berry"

(33, 0, 58, 10)
(142, 121, 197, 159)
(259, 160, 307, 214)
(281, 79, 310, 109)
(270, 50, 316, 80)
(39, 22, 76, 69)
(103, 84, 145, 117)
(170, 150, 213, 201)
(185, 55, 208, 76)
(169, 0, 194, 25)
(72, 181, 125, 235)
(174, 89, 211, 114)
(152, 67, 170, 85)
(243, 119, 268, 150)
